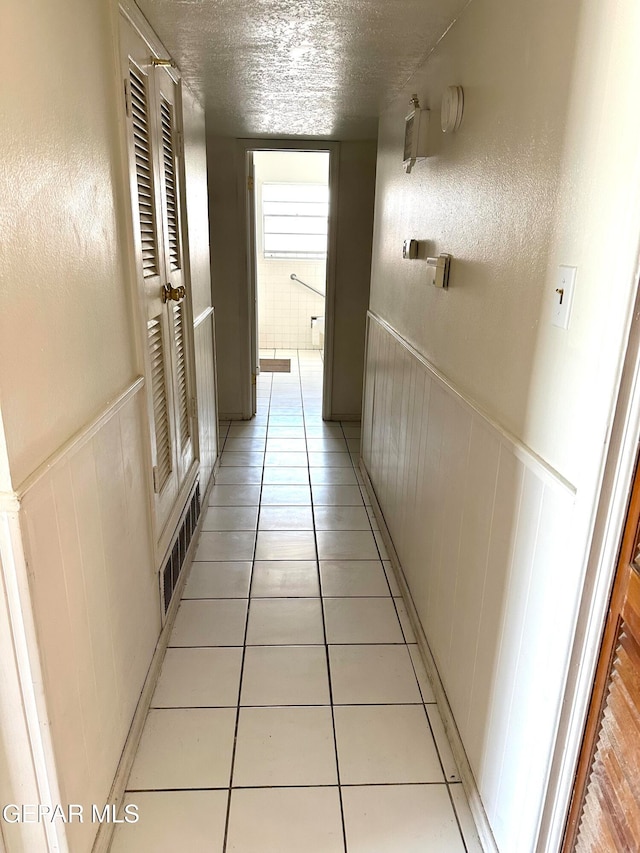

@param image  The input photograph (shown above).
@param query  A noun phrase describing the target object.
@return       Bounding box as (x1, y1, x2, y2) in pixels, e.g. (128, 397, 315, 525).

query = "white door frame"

(236, 139, 340, 420)
(537, 277, 640, 851)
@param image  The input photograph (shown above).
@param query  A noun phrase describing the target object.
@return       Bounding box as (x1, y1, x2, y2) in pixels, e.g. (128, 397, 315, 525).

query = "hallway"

(110, 351, 479, 852)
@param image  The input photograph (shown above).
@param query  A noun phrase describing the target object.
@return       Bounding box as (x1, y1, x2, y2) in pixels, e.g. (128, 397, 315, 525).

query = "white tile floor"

(110, 350, 481, 853)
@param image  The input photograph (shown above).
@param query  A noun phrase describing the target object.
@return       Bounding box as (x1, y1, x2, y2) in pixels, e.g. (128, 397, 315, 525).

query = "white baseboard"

(359, 459, 499, 853)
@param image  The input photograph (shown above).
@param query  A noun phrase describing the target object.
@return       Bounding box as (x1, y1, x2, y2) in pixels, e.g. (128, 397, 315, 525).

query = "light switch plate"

(552, 265, 576, 330)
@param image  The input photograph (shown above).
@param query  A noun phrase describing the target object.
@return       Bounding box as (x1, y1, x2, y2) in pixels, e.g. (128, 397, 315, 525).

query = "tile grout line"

(300, 349, 349, 853)
(220, 369, 272, 853)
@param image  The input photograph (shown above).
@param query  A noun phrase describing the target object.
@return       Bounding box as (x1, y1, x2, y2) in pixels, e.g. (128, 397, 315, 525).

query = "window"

(262, 183, 329, 259)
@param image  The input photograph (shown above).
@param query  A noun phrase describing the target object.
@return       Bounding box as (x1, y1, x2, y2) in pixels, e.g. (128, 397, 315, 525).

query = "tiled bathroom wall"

(257, 258, 325, 350)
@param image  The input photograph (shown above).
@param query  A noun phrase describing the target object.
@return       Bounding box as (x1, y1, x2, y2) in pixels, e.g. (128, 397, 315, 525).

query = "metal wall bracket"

(427, 253, 451, 289)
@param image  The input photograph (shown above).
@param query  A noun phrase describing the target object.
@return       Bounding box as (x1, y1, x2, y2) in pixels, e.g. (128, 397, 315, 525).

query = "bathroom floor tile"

(311, 484, 365, 505)
(255, 530, 316, 560)
(228, 424, 267, 437)
(308, 451, 353, 468)
(224, 437, 266, 451)
(265, 451, 308, 467)
(213, 466, 264, 485)
(208, 484, 261, 506)
(111, 790, 228, 853)
(151, 647, 243, 708)
(260, 484, 312, 505)
(305, 423, 344, 437)
(306, 437, 348, 452)
(258, 505, 314, 530)
(201, 506, 259, 531)
(342, 785, 465, 853)
(310, 467, 358, 485)
(226, 788, 343, 853)
(121, 354, 477, 851)
(266, 426, 306, 438)
(262, 467, 310, 485)
(323, 598, 404, 644)
(334, 705, 443, 784)
(251, 561, 320, 597)
(320, 560, 390, 597)
(127, 708, 235, 789)
(220, 451, 265, 467)
(246, 598, 324, 644)
(317, 530, 379, 560)
(194, 531, 256, 561)
(314, 505, 371, 530)
(241, 645, 330, 706)
(169, 599, 247, 647)
(329, 645, 423, 704)
(266, 438, 308, 452)
(183, 561, 252, 599)
(341, 425, 362, 437)
(233, 706, 337, 786)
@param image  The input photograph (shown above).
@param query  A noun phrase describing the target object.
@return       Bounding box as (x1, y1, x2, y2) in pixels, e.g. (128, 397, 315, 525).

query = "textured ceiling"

(136, 0, 471, 139)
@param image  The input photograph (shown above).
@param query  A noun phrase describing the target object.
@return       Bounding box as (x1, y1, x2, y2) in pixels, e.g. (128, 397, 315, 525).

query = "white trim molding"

(16, 377, 144, 499)
(367, 311, 576, 498)
(0, 509, 69, 853)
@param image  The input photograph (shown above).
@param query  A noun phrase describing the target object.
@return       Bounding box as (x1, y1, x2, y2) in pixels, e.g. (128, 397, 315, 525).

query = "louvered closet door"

(563, 453, 640, 852)
(120, 19, 197, 554)
(154, 66, 195, 485)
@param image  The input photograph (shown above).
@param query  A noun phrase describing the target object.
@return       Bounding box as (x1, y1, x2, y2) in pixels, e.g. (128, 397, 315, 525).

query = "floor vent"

(162, 481, 201, 613)
(259, 358, 291, 373)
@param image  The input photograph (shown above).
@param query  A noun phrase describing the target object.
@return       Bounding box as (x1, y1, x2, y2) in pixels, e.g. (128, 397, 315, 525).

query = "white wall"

(207, 136, 246, 418)
(364, 0, 640, 849)
(0, 3, 217, 851)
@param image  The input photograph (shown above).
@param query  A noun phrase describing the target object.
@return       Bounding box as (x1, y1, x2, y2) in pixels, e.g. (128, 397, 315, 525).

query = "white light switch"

(552, 265, 576, 330)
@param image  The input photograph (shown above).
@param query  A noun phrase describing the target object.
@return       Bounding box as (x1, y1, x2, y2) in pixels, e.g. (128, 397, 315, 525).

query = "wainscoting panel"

(362, 313, 577, 852)
(19, 387, 160, 853)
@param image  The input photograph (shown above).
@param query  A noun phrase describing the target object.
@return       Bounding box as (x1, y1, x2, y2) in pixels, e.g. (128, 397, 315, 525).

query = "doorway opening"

(250, 149, 331, 416)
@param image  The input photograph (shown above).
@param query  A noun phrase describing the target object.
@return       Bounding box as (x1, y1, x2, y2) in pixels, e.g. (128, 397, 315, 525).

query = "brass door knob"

(161, 284, 186, 303)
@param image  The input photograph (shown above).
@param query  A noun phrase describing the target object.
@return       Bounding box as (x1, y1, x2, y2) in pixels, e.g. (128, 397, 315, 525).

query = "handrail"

(290, 273, 325, 298)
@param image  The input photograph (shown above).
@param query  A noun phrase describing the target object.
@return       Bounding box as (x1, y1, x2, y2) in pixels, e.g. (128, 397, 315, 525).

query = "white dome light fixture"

(441, 85, 464, 133)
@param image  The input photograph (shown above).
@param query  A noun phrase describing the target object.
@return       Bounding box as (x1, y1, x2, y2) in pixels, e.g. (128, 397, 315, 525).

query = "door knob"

(161, 284, 186, 303)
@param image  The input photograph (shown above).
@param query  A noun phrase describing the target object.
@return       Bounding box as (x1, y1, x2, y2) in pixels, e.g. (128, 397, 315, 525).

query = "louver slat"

(575, 627, 640, 852)
(160, 98, 180, 272)
(129, 65, 158, 277)
(148, 319, 172, 491)
(173, 303, 190, 448)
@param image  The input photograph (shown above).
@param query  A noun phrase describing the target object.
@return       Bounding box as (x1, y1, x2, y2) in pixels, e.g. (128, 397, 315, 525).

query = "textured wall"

(0, 0, 137, 487)
(366, 0, 640, 848)
(370, 0, 640, 492)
